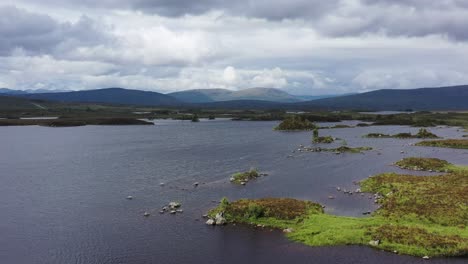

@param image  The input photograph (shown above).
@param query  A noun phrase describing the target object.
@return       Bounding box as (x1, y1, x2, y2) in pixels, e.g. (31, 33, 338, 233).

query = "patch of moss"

(274, 116, 317, 131)
(230, 168, 260, 184)
(416, 139, 468, 149)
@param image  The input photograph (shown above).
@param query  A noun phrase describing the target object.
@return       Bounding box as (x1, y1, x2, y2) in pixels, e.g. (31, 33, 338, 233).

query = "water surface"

(0, 120, 466, 264)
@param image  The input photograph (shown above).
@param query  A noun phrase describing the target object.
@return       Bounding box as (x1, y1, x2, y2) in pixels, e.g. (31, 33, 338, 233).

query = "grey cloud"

(17, 0, 340, 20)
(0, 6, 110, 56)
(15, 0, 468, 41)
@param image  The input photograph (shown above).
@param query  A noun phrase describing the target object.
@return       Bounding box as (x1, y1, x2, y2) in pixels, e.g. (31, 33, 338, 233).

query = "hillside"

(0, 96, 52, 110)
(296, 85, 468, 111)
(169, 87, 302, 103)
(19, 88, 181, 107)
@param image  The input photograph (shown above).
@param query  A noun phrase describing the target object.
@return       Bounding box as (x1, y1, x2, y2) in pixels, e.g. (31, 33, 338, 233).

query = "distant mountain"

(0, 88, 68, 94)
(19, 88, 181, 107)
(0, 88, 27, 95)
(296, 93, 355, 101)
(169, 87, 302, 103)
(295, 85, 468, 111)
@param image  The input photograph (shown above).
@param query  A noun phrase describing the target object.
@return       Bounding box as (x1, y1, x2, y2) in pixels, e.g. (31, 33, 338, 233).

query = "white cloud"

(1, 1, 468, 94)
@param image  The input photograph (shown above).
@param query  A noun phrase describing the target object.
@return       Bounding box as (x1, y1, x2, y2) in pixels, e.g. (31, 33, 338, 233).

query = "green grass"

(209, 162, 468, 257)
(416, 139, 468, 149)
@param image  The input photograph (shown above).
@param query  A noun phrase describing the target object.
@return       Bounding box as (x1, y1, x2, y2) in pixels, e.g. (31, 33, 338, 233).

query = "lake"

(0, 120, 466, 264)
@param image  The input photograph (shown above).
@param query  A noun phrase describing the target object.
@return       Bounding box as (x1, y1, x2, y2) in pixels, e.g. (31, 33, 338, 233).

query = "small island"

(208, 158, 468, 258)
(229, 168, 265, 185)
(395, 157, 454, 172)
(416, 139, 468, 149)
(364, 128, 439, 139)
(312, 128, 334, 143)
(274, 116, 316, 131)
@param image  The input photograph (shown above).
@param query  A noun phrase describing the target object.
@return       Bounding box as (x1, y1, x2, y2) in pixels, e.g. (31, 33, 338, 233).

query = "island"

(274, 116, 316, 131)
(416, 139, 468, 149)
(364, 128, 439, 139)
(207, 158, 468, 258)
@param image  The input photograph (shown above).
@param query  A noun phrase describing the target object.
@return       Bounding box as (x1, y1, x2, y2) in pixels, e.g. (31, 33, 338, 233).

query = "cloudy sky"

(1, 0, 468, 95)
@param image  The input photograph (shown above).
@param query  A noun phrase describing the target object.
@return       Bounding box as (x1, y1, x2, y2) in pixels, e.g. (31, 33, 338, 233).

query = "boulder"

(368, 240, 380, 246)
(143, 212, 150, 217)
(215, 213, 226, 225)
(283, 228, 294, 233)
(169, 202, 181, 209)
(206, 219, 215, 225)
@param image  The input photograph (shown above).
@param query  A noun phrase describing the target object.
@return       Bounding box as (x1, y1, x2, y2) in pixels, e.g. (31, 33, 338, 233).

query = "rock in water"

(206, 219, 215, 225)
(368, 240, 380, 246)
(283, 228, 294, 233)
(126, 196, 133, 200)
(168, 202, 181, 209)
(215, 213, 226, 225)
(143, 212, 150, 217)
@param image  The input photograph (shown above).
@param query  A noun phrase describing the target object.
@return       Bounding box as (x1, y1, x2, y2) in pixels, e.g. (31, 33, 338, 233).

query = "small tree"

(313, 128, 319, 141)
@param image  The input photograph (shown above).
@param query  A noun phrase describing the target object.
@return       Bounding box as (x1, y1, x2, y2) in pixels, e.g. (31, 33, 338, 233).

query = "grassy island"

(274, 116, 316, 131)
(209, 161, 468, 257)
(416, 139, 468, 149)
(312, 128, 334, 143)
(394, 157, 458, 172)
(230, 168, 261, 184)
(365, 128, 439, 139)
(327, 146, 372, 153)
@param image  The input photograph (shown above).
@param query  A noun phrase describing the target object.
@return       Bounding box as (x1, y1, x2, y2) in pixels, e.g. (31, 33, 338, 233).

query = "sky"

(1, 0, 468, 95)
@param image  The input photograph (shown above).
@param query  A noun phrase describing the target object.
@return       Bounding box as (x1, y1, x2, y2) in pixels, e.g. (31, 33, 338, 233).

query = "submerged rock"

(126, 196, 133, 200)
(143, 212, 150, 217)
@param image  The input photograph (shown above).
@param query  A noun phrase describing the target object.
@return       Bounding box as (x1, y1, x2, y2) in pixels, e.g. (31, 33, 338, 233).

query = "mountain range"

(169, 87, 305, 103)
(1, 85, 468, 111)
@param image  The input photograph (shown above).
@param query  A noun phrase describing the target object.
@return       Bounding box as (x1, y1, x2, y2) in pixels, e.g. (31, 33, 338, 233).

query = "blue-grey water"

(0, 120, 467, 264)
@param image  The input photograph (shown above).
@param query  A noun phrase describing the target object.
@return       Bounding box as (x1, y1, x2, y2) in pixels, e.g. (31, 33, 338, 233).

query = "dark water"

(0, 120, 466, 264)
